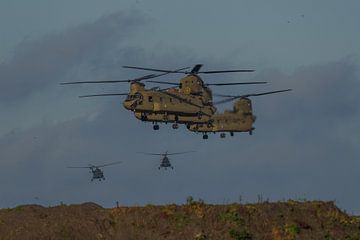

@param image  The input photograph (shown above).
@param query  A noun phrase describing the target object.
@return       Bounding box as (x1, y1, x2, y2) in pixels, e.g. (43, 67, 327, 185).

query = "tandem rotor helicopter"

(67, 161, 122, 181)
(138, 151, 194, 170)
(61, 64, 291, 138)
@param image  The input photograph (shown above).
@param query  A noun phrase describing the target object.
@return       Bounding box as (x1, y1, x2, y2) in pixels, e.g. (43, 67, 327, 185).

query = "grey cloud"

(0, 11, 147, 103)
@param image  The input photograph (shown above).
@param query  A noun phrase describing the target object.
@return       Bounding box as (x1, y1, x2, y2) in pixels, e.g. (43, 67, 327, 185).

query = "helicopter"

(138, 151, 194, 170)
(67, 161, 122, 181)
(188, 89, 292, 139)
(61, 64, 264, 130)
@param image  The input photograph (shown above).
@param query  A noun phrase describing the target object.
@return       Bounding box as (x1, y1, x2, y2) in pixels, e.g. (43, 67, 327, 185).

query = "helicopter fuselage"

(122, 75, 216, 124)
(188, 98, 256, 135)
(91, 168, 105, 181)
(159, 156, 173, 169)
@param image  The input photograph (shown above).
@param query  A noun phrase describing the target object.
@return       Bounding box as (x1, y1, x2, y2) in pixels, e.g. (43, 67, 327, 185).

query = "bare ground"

(0, 200, 359, 240)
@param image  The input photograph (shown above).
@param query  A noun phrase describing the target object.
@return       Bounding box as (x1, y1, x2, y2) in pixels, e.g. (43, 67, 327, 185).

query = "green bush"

(186, 196, 194, 205)
(284, 223, 300, 235)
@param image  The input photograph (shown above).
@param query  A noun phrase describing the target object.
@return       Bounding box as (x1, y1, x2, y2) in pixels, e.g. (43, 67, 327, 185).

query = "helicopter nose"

(123, 100, 136, 110)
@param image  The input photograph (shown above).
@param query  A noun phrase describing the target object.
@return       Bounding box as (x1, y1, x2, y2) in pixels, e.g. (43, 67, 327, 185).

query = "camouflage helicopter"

(67, 161, 122, 181)
(138, 151, 194, 170)
(61, 64, 264, 130)
(188, 89, 292, 139)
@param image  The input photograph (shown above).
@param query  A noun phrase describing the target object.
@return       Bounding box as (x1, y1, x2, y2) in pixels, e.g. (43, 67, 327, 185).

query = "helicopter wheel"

(172, 123, 179, 129)
(186, 124, 191, 129)
(220, 133, 226, 138)
(153, 124, 160, 130)
(249, 130, 253, 135)
(203, 134, 208, 140)
(230, 132, 234, 137)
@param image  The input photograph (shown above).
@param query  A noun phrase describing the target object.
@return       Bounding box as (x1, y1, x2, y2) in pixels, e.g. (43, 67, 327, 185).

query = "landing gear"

(202, 134, 208, 140)
(249, 130, 253, 135)
(153, 124, 160, 130)
(220, 133, 226, 138)
(172, 123, 179, 129)
(140, 114, 148, 121)
(230, 132, 234, 137)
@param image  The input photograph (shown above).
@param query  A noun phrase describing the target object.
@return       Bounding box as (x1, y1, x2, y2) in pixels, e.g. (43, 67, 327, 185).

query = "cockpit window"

(126, 92, 143, 101)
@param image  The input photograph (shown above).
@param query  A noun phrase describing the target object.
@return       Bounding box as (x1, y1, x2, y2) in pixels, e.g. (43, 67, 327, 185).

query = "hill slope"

(0, 201, 359, 239)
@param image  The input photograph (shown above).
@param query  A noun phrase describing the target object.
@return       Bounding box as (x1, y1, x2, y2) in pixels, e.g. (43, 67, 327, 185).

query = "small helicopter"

(61, 64, 263, 130)
(138, 151, 194, 170)
(67, 161, 122, 181)
(188, 89, 292, 139)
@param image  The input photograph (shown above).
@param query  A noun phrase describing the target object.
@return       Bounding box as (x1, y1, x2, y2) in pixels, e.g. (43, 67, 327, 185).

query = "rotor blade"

(146, 80, 180, 86)
(60, 73, 169, 85)
(95, 161, 122, 168)
(60, 80, 136, 85)
(190, 64, 203, 74)
(166, 151, 196, 156)
(67, 166, 91, 169)
(78, 93, 128, 98)
(137, 152, 165, 156)
(213, 93, 238, 98)
(206, 81, 267, 86)
(198, 69, 255, 74)
(214, 89, 292, 104)
(214, 97, 239, 105)
(60, 69, 188, 85)
(241, 89, 293, 98)
(123, 66, 189, 73)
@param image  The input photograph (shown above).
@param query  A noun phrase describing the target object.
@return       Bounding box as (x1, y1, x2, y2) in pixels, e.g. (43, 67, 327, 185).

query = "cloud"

(0, 11, 146, 103)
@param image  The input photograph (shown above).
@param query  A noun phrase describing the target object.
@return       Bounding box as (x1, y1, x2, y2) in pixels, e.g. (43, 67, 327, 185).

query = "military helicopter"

(138, 151, 194, 169)
(61, 64, 264, 130)
(67, 161, 122, 181)
(188, 89, 292, 139)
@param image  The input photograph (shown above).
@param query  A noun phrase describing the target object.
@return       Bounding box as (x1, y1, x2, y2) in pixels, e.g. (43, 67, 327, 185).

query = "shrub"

(284, 223, 300, 235)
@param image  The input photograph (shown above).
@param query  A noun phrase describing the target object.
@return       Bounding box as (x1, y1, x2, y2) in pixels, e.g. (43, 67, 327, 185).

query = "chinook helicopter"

(138, 151, 194, 170)
(67, 161, 122, 181)
(61, 64, 264, 130)
(188, 89, 292, 139)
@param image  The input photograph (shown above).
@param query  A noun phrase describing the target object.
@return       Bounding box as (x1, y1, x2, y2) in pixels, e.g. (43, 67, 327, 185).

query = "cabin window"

(148, 96, 153, 102)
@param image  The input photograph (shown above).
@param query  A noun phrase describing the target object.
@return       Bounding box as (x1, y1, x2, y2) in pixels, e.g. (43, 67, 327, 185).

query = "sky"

(0, 0, 359, 213)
